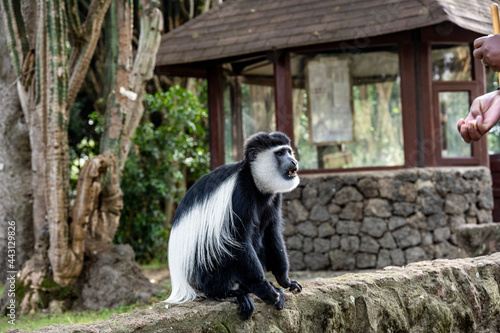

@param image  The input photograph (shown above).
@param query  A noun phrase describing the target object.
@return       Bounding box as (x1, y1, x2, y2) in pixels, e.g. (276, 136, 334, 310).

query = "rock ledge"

(26, 253, 500, 333)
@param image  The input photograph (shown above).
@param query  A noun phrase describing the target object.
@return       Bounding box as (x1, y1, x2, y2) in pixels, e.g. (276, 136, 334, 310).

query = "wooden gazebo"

(156, 0, 492, 172)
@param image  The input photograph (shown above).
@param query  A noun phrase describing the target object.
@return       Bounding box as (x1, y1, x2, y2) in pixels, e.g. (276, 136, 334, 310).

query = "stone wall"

(282, 167, 494, 271)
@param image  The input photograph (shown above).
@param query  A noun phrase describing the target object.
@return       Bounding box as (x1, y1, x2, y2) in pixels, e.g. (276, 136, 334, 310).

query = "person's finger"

(473, 47, 484, 60)
(468, 99, 483, 119)
(468, 121, 482, 141)
(474, 36, 487, 49)
(459, 123, 472, 143)
(457, 118, 465, 133)
(475, 114, 487, 135)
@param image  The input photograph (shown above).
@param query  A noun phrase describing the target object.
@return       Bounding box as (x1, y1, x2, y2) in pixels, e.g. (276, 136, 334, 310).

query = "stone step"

(457, 223, 500, 257)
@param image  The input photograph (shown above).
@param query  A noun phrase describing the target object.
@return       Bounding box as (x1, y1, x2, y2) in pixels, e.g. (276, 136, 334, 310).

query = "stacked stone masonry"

(282, 167, 494, 271)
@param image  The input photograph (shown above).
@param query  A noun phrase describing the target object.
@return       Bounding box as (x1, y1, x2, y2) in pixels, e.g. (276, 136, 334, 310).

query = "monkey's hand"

(287, 280, 302, 293)
(276, 275, 303, 293)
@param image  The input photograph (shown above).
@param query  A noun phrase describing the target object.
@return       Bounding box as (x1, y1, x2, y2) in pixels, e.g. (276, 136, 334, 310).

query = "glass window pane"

(241, 84, 275, 137)
(343, 80, 404, 168)
(438, 91, 471, 157)
(224, 80, 275, 164)
(486, 69, 499, 92)
(488, 125, 500, 155)
(432, 45, 472, 81)
(292, 49, 404, 170)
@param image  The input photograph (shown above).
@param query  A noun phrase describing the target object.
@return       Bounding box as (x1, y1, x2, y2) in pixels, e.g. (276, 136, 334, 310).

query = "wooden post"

(399, 37, 419, 167)
(418, 37, 438, 166)
(207, 64, 225, 169)
(273, 51, 295, 146)
(229, 76, 244, 161)
(472, 49, 489, 167)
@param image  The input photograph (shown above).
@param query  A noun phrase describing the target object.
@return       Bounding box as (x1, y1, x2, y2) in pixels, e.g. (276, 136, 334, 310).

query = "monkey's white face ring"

(250, 145, 300, 194)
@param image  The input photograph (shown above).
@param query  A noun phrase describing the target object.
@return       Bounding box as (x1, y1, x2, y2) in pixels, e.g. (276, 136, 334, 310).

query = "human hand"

(473, 34, 500, 71)
(457, 90, 500, 143)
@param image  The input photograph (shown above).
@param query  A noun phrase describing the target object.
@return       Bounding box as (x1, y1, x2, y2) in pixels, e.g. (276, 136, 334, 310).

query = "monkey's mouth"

(287, 166, 298, 178)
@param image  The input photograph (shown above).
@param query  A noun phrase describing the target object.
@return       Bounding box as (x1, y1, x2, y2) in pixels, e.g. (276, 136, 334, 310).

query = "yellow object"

(491, 4, 500, 85)
(471, 119, 478, 131)
(491, 3, 500, 34)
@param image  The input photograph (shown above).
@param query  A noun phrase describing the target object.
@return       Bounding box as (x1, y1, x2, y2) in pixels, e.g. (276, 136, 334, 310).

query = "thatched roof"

(156, 0, 492, 66)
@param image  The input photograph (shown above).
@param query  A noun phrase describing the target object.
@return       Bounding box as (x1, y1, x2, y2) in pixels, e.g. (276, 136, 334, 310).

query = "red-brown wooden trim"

(430, 82, 480, 166)
(273, 51, 295, 147)
(299, 165, 405, 175)
(207, 64, 225, 169)
(419, 25, 489, 168)
(399, 38, 419, 167)
(428, 58, 489, 167)
(472, 50, 489, 167)
(418, 38, 438, 166)
(490, 154, 500, 221)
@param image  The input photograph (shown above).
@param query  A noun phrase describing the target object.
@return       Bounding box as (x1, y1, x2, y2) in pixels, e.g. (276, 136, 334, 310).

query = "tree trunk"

(74, 1, 164, 310)
(0, 0, 48, 315)
(1, 0, 162, 313)
(93, 0, 164, 247)
(0, 5, 33, 284)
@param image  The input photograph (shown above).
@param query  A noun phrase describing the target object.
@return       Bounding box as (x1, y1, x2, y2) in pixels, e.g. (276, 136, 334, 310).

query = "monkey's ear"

(247, 148, 258, 161)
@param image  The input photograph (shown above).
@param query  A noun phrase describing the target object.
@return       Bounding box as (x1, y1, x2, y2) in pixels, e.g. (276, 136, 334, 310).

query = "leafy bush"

(115, 84, 210, 263)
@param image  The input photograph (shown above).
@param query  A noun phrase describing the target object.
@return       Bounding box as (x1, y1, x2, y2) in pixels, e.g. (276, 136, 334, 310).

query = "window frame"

(432, 82, 481, 166)
(280, 32, 418, 174)
(419, 25, 488, 167)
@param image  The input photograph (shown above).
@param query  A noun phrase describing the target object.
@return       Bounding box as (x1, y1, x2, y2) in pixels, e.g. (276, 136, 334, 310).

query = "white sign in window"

(306, 57, 353, 144)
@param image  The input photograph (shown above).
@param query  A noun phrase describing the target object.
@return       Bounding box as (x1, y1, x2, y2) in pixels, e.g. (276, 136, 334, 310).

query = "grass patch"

(0, 303, 149, 332)
(139, 259, 167, 270)
(0, 265, 171, 332)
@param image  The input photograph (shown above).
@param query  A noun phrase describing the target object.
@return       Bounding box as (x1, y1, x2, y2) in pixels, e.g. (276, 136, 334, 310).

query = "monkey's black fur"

(167, 132, 302, 320)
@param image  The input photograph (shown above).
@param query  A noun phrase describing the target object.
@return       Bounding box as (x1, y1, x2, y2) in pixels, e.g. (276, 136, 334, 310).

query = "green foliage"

(115, 84, 210, 263)
(68, 94, 102, 193)
(67, 84, 209, 263)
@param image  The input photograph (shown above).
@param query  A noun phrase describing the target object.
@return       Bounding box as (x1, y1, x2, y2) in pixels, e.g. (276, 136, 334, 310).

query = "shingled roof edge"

(156, 0, 492, 67)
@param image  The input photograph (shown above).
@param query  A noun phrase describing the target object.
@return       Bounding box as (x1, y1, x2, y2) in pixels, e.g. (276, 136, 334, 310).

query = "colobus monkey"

(164, 131, 302, 320)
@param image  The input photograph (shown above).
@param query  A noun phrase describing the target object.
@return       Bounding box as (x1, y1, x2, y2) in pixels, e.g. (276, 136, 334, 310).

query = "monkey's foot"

(237, 293, 255, 320)
(274, 288, 286, 310)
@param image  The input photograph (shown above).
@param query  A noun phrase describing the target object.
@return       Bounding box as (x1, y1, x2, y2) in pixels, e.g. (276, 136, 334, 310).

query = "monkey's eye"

(275, 151, 284, 157)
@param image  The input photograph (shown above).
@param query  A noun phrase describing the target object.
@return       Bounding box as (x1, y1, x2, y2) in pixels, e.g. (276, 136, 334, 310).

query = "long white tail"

(164, 224, 197, 303)
(164, 173, 239, 304)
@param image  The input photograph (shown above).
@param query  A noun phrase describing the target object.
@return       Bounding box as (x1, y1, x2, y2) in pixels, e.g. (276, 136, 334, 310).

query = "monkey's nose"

(291, 159, 297, 167)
